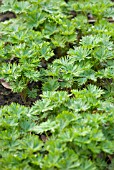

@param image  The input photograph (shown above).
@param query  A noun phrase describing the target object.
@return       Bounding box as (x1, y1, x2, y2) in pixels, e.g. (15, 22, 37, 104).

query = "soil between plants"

(0, 84, 24, 106)
(0, 83, 40, 106)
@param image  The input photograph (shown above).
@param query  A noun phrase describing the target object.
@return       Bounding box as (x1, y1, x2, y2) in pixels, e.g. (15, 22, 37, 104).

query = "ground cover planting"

(0, 0, 114, 169)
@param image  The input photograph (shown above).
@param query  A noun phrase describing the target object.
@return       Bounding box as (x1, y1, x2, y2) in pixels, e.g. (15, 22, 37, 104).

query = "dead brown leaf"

(0, 79, 12, 90)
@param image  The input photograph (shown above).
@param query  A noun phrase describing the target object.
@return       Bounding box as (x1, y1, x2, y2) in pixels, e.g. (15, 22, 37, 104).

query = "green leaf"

(30, 119, 59, 134)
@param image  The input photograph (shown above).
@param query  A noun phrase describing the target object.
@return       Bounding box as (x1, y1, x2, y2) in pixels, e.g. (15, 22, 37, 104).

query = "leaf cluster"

(0, 0, 114, 169)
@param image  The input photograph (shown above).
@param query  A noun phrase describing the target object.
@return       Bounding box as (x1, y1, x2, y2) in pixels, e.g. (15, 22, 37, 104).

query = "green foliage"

(0, 101, 114, 169)
(0, 0, 114, 169)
